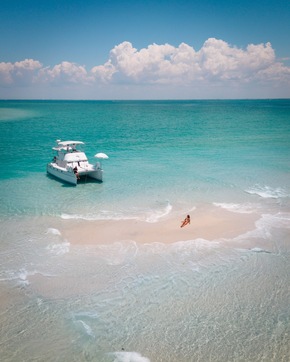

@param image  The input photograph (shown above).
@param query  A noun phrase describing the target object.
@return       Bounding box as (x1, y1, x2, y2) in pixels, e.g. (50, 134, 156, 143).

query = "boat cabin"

(53, 141, 90, 170)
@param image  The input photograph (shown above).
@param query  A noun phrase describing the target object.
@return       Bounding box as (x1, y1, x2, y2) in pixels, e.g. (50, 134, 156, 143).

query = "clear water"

(0, 100, 290, 361)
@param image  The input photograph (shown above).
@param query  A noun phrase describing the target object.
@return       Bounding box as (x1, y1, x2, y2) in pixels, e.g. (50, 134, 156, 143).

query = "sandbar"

(60, 206, 259, 245)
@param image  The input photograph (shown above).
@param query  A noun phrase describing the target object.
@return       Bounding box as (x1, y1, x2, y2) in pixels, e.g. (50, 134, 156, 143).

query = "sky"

(0, 0, 290, 99)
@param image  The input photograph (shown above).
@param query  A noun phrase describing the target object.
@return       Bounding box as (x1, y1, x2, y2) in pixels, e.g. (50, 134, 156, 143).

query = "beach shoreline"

(60, 206, 259, 245)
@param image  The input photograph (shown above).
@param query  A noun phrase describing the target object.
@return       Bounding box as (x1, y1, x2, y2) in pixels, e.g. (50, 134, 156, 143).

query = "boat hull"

(47, 163, 103, 185)
(81, 169, 103, 182)
(47, 163, 77, 185)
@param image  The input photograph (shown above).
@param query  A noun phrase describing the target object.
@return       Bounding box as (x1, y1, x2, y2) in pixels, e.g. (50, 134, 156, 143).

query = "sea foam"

(234, 212, 290, 241)
(213, 202, 256, 213)
(61, 202, 173, 223)
(74, 320, 95, 338)
(46, 228, 61, 236)
(109, 351, 150, 362)
(245, 185, 288, 199)
(0, 268, 53, 286)
(46, 241, 70, 255)
(250, 247, 271, 253)
(144, 202, 172, 222)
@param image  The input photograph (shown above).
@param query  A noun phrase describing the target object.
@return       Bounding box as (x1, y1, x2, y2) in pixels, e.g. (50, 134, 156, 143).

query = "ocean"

(0, 99, 289, 361)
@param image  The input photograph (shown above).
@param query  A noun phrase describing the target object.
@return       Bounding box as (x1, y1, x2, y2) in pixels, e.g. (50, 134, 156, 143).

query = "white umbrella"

(94, 152, 109, 159)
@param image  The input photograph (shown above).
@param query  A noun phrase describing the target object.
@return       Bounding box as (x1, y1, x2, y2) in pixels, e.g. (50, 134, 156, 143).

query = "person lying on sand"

(181, 215, 190, 228)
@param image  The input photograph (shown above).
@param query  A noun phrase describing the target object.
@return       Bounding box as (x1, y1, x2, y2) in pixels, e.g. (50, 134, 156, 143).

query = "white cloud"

(91, 39, 290, 87)
(91, 60, 116, 82)
(197, 39, 277, 82)
(92, 41, 201, 84)
(255, 61, 290, 82)
(0, 62, 14, 84)
(0, 38, 290, 98)
(0, 59, 42, 85)
(38, 61, 91, 84)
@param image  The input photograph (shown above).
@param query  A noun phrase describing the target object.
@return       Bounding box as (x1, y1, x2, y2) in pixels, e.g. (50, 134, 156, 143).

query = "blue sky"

(0, 0, 290, 99)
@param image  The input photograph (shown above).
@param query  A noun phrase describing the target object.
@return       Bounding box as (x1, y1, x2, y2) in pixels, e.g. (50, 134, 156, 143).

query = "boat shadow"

(46, 173, 103, 187)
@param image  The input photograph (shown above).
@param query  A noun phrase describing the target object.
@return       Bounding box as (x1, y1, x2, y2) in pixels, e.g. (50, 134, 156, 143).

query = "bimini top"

(52, 140, 84, 151)
(58, 141, 84, 146)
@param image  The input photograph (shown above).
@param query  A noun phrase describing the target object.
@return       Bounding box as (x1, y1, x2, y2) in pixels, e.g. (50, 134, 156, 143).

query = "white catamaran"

(47, 140, 109, 185)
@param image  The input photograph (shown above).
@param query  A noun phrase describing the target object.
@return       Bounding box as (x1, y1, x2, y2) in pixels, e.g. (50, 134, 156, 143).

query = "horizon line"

(1, 97, 290, 101)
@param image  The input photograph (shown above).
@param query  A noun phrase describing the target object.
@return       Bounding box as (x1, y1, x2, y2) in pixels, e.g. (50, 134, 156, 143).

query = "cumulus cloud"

(198, 38, 275, 80)
(93, 39, 286, 85)
(1, 38, 290, 94)
(91, 60, 116, 82)
(91, 41, 201, 84)
(38, 61, 91, 85)
(0, 59, 42, 85)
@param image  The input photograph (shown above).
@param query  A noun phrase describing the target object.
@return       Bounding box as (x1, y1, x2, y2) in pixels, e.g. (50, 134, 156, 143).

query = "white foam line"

(250, 247, 271, 253)
(245, 185, 288, 199)
(0, 269, 56, 285)
(76, 320, 95, 338)
(61, 202, 174, 223)
(213, 202, 255, 214)
(145, 202, 173, 223)
(233, 212, 290, 242)
(46, 228, 61, 236)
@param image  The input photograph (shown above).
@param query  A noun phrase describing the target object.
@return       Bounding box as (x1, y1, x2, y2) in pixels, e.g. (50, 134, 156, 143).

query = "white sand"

(60, 205, 259, 245)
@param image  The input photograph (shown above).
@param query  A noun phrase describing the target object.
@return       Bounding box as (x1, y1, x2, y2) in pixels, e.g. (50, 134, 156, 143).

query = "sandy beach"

(61, 205, 259, 245)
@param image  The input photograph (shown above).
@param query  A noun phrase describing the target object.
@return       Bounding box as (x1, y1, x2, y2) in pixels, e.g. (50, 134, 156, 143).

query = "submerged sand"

(60, 205, 259, 245)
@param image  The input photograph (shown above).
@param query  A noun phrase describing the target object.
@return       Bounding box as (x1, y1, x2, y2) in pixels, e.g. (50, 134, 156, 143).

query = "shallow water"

(0, 100, 290, 361)
(1, 217, 289, 361)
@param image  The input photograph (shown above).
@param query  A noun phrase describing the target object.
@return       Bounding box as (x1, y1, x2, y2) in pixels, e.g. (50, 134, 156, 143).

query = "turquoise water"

(0, 100, 290, 361)
(1, 100, 289, 217)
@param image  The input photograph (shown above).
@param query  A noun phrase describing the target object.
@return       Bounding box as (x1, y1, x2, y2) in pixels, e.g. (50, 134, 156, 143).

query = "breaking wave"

(245, 185, 288, 199)
(213, 202, 257, 213)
